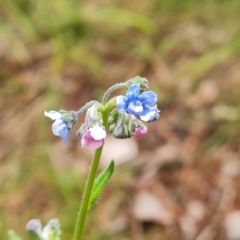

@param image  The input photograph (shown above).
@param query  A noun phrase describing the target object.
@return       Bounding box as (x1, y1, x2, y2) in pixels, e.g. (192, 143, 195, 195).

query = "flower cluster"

(44, 77, 160, 149)
(26, 219, 61, 240)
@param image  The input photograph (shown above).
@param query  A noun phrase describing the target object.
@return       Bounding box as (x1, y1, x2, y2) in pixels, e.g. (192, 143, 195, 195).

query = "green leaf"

(89, 160, 115, 209)
(8, 230, 22, 240)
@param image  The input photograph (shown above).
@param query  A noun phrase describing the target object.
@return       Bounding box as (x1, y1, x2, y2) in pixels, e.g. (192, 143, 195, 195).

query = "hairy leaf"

(89, 160, 115, 208)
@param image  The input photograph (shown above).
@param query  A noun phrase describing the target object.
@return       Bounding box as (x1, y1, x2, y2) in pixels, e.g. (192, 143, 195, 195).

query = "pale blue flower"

(44, 111, 70, 144)
(26, 218, 61, 240)
(116, 84, 160, 122)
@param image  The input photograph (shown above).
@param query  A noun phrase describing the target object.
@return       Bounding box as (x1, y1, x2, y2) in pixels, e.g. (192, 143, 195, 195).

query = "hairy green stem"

(102, 82, 126, 104)
(73, 108, 108, 240)
(73, 146, 103, 240)
(76, 100, 101, 117)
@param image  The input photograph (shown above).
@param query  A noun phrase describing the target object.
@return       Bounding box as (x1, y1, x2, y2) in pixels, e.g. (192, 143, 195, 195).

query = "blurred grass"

(0, 0, 240, 239)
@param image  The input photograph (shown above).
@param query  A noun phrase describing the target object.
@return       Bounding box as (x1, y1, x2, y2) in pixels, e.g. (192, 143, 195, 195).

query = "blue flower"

(139, 105, 161, 122)
(44, 111, 70, 144)
(116, 84, 160, 122)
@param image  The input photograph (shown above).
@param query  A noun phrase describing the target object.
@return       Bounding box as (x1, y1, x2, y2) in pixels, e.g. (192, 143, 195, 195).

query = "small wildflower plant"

(9, 77, 160, 240)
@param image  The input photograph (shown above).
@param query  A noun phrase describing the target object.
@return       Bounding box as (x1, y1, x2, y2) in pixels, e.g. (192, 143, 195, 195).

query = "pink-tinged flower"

(26, 219, 43, 237)
(81, 126, 106, 149)
(132, 127, 147, 137)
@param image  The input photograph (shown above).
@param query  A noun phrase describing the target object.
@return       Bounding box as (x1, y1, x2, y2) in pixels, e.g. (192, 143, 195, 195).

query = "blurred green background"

(1, 0, 240, 239)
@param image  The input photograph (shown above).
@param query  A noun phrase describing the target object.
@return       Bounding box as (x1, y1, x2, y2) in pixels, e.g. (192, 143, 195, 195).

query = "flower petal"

(52, 120, 65, 135)
(87, 139, 103, 149)
(116, 96, 128, 113)
(127, 101, 143, 115)
(89, 126, 106, 140)
(141, 105, 152, 116)
(138, 91, 157, 106)
(52, 120, 70, 144)
(140, 109, 160, 122)
(126, 84, 140, 100)
(62, 129, 70, 144)
(81, 131, 91, 148)
(132, 127, 148, 137)
(44, 111, 62, 120)
(81, 130, 104, 149)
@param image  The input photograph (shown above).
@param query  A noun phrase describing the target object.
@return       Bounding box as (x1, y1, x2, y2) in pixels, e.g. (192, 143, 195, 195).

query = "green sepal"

(126, 76, 149, 90)
(8, 230, 21, 240)
(89, 160, 115, 209)
(104, 97, 117, 112)
(108, 109, 121, 126)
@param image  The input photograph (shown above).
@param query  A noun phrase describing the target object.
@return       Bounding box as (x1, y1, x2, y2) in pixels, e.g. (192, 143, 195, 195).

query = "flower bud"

(109, 113, 131, 139)
(108, 123, 116, 134)
(112, 122, 131, 139)
(128, 115, 147, 137)
(128, 115, 146, 133)
(59, 110, 77, 129)
(77, 105, 104, 137)
(126, 76, 149, 91)
(132, 127, 148, 137)
(108, 109, 121, 126)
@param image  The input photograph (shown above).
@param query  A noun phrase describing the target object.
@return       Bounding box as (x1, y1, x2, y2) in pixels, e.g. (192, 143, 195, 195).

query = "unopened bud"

(126, 76, 149, 91)
(112, 123, 130, 139)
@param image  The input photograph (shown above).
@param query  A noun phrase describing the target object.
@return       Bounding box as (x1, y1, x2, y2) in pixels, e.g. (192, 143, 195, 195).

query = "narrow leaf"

(8, 230, 22, 240)
(89, 160, 115, 208)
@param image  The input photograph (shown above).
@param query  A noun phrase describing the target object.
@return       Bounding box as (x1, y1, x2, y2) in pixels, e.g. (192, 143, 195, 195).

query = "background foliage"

(0, 0, 240, 239)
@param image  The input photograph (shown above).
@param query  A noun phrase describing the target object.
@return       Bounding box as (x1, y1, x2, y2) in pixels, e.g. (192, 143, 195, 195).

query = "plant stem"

(76, 100, 100, 117)
(102, 82, 126, 104)
(73, 108, 108, 240)
(73, 145, 103, 240)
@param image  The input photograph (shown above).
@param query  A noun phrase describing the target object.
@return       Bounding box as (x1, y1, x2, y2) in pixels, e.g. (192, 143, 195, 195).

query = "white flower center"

(90, 126, 106, 140)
